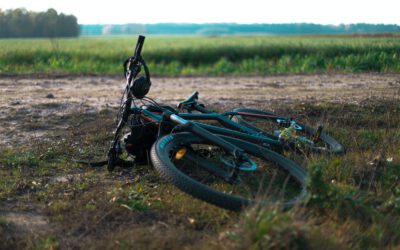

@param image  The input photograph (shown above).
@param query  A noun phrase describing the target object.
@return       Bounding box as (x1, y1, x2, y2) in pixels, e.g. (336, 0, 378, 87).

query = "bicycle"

(170, 91, 344, 155)
(102, 35, 344, 211)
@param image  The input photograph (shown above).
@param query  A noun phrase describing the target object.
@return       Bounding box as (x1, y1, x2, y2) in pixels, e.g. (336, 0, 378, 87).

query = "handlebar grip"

(134, 35, 145, 57)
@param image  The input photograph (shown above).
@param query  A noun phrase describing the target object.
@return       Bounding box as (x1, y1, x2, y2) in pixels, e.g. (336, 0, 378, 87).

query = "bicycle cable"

(142, 96, 163, 109)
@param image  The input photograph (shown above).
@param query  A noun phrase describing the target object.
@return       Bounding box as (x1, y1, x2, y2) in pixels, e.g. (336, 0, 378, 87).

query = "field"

(1, 35, 400, 249)
(0, 35, 400, 75)
(1, 72, 399, 249)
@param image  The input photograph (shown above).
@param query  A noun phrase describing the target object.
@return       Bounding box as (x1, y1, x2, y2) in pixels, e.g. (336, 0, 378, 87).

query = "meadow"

(0, 35, 400, 75)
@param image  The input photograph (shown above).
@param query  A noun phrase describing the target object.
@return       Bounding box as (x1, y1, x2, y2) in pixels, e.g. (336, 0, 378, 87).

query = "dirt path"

(0, 74, 399, 147)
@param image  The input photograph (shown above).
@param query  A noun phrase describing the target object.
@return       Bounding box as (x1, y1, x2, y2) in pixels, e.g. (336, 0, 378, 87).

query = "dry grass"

(0, 91, 399, 249)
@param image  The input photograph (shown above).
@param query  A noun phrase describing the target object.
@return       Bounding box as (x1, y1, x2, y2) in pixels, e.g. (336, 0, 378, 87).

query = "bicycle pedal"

(313, 125, 324, 143)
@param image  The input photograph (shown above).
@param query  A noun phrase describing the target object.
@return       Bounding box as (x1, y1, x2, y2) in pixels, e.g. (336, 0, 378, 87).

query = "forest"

(0, 8, 79, 38)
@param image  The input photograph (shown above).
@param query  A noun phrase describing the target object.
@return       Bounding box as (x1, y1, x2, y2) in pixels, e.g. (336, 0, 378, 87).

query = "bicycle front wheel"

(150, 132, 307, 211)
(232, 108, 345, 155)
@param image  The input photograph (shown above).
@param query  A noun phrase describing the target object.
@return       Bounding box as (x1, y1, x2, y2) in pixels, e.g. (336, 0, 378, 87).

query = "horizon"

(78, 22, 400, 26)
(1, 0, 400, 25)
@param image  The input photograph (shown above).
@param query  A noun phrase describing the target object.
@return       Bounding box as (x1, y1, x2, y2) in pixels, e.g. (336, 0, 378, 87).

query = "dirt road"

(1, 74, 399, 146)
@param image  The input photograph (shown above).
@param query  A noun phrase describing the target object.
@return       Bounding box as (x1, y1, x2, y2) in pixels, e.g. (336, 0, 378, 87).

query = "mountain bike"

(104, 35, 343, 211)
(174, 91, 345, 155)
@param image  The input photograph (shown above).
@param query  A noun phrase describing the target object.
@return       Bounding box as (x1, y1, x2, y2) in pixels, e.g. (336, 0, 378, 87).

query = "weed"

(116, 183, 156, 212)
(1, 150, 40, 169)
(222, 206, 309, 249)
(0, 216, 8, 226)
(49, 200, 70, 215)
(34, 235, 60, 250)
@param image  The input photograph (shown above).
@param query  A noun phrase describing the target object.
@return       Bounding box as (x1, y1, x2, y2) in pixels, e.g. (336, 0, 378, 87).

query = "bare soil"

(1, 74, 399, 147)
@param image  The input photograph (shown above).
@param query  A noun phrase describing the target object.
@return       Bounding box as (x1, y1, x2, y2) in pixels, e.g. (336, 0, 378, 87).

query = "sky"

(1, 0, 399, 25)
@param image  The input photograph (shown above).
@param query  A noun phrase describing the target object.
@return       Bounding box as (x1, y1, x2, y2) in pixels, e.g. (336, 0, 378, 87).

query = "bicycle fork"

(162, 111, 255, 183)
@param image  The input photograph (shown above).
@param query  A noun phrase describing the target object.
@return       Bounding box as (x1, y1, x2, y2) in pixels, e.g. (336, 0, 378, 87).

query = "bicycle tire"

(232, 108, 345, 155)
(150, 132, 307, 211)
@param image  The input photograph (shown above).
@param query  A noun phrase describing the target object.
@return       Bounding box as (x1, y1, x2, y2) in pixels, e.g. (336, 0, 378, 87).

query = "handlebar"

(134, 35, 145, 58)
(124, 35, 150, 82)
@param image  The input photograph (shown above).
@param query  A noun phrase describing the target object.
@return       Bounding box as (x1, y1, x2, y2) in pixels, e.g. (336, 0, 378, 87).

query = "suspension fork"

(107, 74, 136, 169)
(162, 111, 249, 163)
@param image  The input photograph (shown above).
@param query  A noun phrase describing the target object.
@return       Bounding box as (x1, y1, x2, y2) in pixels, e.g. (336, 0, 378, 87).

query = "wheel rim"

(165, 138, 305, 204)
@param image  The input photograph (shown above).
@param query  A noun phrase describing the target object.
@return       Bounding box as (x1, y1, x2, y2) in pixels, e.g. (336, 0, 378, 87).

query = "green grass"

(0, 35, 400, 75)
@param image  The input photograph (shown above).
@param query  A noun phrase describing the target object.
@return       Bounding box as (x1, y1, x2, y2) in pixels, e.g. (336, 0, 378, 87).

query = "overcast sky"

(1, 0, 399, 25)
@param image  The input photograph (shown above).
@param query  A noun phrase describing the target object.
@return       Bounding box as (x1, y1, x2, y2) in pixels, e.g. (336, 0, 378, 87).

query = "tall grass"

(0, 35, 399, 75)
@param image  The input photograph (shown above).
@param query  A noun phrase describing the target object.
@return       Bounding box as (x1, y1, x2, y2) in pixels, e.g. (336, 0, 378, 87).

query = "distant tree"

(57, 13, 79, 37)
(44, 8, 58, 37)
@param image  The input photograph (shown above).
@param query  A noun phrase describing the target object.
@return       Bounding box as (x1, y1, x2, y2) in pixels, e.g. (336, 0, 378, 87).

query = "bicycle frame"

(136, 106, 283, 148)
(172, 91, 308, 143)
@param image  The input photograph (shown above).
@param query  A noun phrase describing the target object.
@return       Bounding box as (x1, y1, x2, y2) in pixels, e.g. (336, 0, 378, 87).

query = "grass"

(214, 99, 400, 249)
(224, 206, 310, 249)
(0, 35, 400, 75)
(0, 96, 399, 249)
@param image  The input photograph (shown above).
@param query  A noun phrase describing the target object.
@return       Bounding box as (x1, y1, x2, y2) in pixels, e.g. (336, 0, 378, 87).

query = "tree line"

(0, 8, 79, 38)
(82, 23, 400, 36)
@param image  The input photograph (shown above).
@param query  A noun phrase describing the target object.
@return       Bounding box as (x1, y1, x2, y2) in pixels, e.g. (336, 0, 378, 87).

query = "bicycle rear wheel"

(150, 132, 307, 211)
(232, 108, 345, 155)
